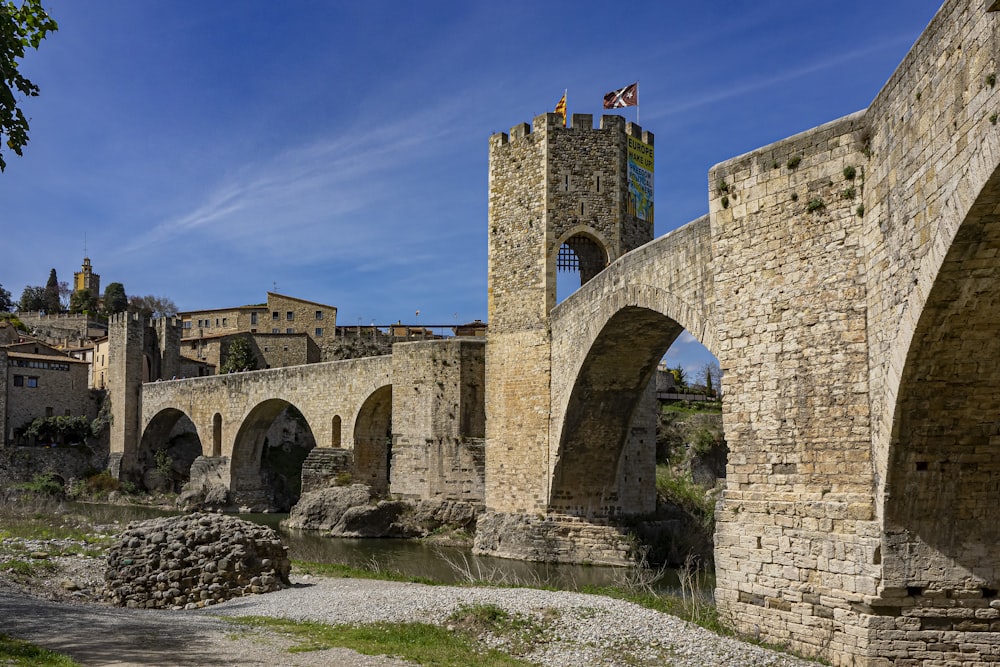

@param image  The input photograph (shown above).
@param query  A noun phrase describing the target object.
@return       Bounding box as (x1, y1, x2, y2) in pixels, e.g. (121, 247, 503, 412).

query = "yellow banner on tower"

(627, 135, 654, 222)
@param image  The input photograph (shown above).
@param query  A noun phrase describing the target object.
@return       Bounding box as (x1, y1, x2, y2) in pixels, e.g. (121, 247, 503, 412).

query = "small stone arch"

(331, 415, 342, 448)
(552, 227, 612, 303)
(353, 386, 392, 493)
(212, 413, 222, 457)
(137, 408, 203, 493)
(231, 399, 317, 512)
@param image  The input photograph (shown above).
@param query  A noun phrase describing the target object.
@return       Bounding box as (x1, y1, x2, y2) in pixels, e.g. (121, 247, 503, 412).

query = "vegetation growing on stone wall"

(786, 154, 801, 170)
(13, 472, 64, 497)
(987, 72, 996, 88)
(652, 402, 726, 566)
(843, 165, 856, 180)
(806, 198, 825, 212)
(90, 392, 111, 438)
(0, 312, 29, 331)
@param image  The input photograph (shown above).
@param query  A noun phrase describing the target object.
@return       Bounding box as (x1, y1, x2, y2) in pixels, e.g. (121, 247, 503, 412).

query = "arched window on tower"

(556, 233, 608, 303)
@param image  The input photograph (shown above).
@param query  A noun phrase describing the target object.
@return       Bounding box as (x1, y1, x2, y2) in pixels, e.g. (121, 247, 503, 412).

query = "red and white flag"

(603, 82, 638, 109)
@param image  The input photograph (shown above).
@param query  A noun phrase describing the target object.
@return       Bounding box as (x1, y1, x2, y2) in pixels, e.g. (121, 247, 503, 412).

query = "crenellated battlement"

(489, 113, 653, 149)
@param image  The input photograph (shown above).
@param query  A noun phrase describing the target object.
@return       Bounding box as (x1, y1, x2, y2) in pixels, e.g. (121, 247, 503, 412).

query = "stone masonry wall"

(390, 338, 485, 502)
(708, 112, 878, 662)
(486, 116, 553, 513)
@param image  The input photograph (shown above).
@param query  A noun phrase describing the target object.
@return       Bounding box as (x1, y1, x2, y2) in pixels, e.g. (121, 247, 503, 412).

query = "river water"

(71, 502, 699, 593)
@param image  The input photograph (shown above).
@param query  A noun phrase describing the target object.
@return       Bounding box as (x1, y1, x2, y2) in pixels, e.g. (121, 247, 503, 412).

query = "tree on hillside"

(699, 361, 722, 398)
(128, 294, 178, 318)
(0, 283, 11, 311)
(221, 335, 258, 373)
(18, 284, 43, 311)
(57, 279, 70, 310)
(69, 288, 97, 314)
(103, 282, 127, 314)
(0, 0, 59, 171)
(42, 268, 60, 313)
(669, 365, 687, 392)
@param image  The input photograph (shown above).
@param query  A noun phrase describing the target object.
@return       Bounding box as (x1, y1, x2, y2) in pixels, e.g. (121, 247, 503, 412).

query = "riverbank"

(0, 497, 821, 666)
(0, 571, 821, 667)
(0, 536, 822, 667)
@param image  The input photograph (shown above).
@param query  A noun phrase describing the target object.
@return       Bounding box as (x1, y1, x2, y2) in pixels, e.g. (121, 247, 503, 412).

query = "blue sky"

(2, 1, 943, 376)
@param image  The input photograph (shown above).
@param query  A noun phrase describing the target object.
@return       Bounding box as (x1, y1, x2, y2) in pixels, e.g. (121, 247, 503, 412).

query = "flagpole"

(636, 79, 640, 124)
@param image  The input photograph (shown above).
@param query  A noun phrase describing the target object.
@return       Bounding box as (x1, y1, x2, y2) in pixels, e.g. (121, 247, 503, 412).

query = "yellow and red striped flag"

(554, 91, 566, 126)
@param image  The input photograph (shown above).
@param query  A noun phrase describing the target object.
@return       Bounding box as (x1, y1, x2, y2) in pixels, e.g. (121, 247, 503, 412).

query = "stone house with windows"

(180, 292, 336, 344)
(180, 330, 318, 372)
(179, 292, 335, 369)
(0, 337, 94, 445)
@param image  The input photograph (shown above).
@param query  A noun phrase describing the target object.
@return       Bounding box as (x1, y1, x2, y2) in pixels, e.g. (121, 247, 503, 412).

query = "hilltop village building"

(178, 292, 337, 371)
(0, 324, 94, 445)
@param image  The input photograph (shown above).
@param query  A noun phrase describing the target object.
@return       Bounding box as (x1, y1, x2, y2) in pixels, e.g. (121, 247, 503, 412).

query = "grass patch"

(448, 603, 555, 654)
(661, 400, 722, 416)
(2, 559, 58, 579)
(0, 633, 80, 666)
(229, 616, 534, 666)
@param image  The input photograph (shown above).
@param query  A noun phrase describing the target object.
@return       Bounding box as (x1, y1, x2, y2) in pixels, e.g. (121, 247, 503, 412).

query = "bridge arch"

(549, 217, 717, 518)
(881, 161, 1000, 591)
(353, 385, 392, 493)
(230, 398, 317, 511)
(551, 306, 686, 517)
(137, 407, 203, 492)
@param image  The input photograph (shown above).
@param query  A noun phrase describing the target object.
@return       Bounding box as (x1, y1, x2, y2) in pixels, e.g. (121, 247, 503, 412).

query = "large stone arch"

(881, 162, 1000, 592)
(550, 306, 684, 517)
(136, 407, 203, 492)
(353, 385, 392, 493)
(230, 398, 317, 511)
(548, 216, 717, 517)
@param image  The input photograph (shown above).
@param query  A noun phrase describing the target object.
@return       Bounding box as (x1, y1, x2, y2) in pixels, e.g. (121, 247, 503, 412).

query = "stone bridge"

(139, 355, 393, 506)
(477, 1, 1000, 664)
(108, 333, 486, 511)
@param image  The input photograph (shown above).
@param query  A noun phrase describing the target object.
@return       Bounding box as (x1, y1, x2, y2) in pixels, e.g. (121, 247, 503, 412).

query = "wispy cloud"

(647, 34, 917, 120)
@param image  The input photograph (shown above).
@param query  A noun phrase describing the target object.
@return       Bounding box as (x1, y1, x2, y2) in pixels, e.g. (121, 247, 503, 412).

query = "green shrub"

(15, 473, 64, 497)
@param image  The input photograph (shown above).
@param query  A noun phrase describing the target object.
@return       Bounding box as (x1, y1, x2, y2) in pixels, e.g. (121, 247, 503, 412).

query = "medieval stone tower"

(107, 312, 181, 479)
(485, 112, 654, 515)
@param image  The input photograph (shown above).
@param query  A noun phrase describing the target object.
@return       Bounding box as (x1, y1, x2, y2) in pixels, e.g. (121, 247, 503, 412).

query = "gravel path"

(1, 570, 821, 667)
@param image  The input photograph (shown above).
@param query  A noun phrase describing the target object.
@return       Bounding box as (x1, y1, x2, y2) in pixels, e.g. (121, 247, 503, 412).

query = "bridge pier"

(474, 512, 635, 565)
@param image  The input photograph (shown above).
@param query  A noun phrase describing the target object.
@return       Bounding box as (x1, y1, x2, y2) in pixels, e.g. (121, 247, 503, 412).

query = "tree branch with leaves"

(0, 0, 58, 171)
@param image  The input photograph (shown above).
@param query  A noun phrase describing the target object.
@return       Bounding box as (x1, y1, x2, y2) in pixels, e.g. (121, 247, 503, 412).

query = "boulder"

(332, 501, 418, 538)
(282, 484, 373, 531)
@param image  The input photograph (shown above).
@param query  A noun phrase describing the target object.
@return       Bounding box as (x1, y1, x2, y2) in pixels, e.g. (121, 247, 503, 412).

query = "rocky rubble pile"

(103, 512, 290, 609)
